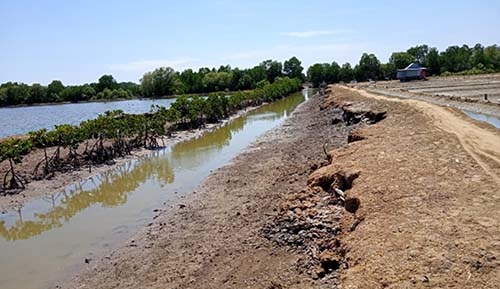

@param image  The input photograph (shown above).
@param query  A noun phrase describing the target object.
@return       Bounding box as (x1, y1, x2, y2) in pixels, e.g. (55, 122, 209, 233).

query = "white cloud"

(280, 30, 338, 38)
(109, 57, 199, 72)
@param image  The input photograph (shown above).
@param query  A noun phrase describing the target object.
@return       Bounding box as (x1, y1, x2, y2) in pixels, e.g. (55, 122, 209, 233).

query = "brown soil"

(316, 87, 500, 288)
(64, 85, 500, 289)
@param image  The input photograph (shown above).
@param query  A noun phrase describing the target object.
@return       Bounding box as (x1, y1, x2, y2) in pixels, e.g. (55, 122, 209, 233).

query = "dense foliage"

(139, 58, 301, 97)
(307, 43, 500, 86)
(0, 77, 301, 192)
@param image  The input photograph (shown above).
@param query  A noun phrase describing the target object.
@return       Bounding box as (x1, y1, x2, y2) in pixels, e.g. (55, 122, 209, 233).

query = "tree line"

(307, 43, 500, 86)
(140, 57, 304, 97)
(0, 57, 304, 107)
(0, 76, 301, 192)
(0, 75, 141, 107)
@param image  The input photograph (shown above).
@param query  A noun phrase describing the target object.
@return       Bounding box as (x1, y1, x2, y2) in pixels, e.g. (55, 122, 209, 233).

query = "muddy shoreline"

(0, 105, 261, 213)
(63, 85, 500, 289)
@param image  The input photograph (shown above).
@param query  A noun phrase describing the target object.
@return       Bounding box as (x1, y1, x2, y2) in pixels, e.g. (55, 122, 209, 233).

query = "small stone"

(179, 203, 186, 209)
(345, 197, 360, 213)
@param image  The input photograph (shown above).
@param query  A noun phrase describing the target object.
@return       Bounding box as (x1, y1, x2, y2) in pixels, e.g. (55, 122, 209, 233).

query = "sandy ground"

(0, 106, 258, 213)
(54, 84, 500, 288)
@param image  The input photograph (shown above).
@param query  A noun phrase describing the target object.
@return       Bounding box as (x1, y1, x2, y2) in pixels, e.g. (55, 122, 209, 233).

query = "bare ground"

(63, 84, 500, 288)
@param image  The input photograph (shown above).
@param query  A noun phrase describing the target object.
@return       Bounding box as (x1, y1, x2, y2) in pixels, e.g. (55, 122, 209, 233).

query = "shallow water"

(0, 98, 175, 138)
(0, 89, 311, 289)
(464, 111, 500, 128)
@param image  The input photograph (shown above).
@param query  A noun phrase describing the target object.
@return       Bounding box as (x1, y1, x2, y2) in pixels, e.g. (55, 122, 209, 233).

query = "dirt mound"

(262, 97, 384, 284)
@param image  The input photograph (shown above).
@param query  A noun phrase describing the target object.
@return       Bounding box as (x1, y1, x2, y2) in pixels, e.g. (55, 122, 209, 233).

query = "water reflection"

(0, 155, 174, 241)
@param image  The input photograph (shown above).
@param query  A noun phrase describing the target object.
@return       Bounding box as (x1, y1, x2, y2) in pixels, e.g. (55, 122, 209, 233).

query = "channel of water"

(463, 110, 500, 128)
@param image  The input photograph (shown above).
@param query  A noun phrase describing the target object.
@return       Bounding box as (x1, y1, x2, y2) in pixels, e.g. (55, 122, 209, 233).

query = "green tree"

(307, 63, 326, 87)
(179, 69, 202, 93)
(407, 44, 429, 64)
(380, 63, 396, 80)
(237, 73, 253, 90)
(339, 63, 354, 82)
(356, 53, 382, 81)
(260, 60, 283, 83)
(248, 65, 267, 87)
(140, 67, 181, 97)
(325, 62, 340, 83)
(484, 45, 500, 70)
(0, 138, 32, 190)
(29, 84, 48, 104)
(440, 45, 472, 73)
(81, 85, 96, 100)
(202, 72, 233, 92)
(283, 56, 304, 80)
(389, 52, 415, 69)
(96, 75, 117, 92)
(47, 80, 65, 101)
(424, 47, 441, 75)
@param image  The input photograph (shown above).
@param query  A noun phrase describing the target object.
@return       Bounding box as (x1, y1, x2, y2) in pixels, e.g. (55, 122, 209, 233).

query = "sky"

(0, 0, 498, 85)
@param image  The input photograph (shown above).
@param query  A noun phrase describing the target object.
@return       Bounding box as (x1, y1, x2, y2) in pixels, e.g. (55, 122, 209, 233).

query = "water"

(464, 111, 500, 128)
(0, 98, 175, 138)
(0, 89, 310, 289)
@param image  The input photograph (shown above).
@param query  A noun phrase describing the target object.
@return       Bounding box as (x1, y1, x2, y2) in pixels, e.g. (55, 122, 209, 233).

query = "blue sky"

(0, 0, 498, 85)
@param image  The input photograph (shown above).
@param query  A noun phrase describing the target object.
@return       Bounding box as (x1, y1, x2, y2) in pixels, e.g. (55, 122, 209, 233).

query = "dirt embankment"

(310, 86, 500, 288)
(65, 86, 500, 289)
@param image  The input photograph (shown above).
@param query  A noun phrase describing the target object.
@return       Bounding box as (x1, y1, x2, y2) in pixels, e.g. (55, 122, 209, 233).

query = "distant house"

(396, 62, 426, 82)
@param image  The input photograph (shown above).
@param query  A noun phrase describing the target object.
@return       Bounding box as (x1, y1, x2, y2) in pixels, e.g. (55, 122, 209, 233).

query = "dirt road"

(350, 87, 500, 185)
(65, 86, 500, 288)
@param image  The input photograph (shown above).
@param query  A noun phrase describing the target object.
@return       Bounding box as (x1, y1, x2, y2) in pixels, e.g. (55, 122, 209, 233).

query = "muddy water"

(464, 111, 500, 128)
(0, 89, 310, 289)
